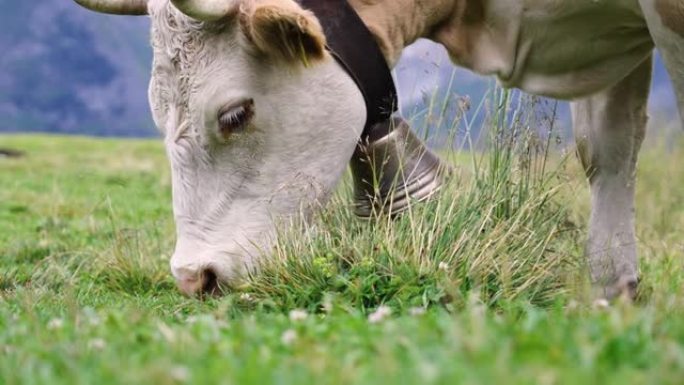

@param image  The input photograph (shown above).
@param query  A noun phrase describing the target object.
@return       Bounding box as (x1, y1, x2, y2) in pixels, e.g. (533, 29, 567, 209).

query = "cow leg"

(639, 0, 684, 124)
(571, 55, 652, 301)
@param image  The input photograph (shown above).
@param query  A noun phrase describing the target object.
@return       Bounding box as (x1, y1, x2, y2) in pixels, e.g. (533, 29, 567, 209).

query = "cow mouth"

(176, 267, 223, 298)
(200, 268, 221, 297)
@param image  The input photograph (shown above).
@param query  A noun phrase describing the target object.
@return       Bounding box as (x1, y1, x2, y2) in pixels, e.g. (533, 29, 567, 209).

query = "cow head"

(75, 0, 367, 295)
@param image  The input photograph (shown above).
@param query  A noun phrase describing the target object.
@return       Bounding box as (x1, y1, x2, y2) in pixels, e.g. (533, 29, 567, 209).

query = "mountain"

(0, 0, 155, 136)
(0, 2, 679, 138)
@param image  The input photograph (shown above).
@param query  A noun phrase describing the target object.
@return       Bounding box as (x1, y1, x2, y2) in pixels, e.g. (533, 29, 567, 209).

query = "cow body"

(447, 0, 652, 98)
(73, 0, 684, 299)
(353, 0, 667, 97)
(352, 0, 684, 299)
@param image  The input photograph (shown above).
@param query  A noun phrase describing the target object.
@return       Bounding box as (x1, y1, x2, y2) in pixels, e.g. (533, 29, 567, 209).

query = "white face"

(147, 1, 366, 294)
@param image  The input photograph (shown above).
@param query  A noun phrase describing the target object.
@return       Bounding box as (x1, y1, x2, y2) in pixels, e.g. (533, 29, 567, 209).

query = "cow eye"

(218, 99, 254, 139)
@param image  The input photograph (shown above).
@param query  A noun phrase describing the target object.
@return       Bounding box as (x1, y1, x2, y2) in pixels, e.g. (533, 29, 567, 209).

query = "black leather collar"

(298, 0, 398, 141)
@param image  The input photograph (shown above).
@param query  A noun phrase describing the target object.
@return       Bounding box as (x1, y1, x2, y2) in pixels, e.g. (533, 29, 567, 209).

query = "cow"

(72, 0, 684, 301)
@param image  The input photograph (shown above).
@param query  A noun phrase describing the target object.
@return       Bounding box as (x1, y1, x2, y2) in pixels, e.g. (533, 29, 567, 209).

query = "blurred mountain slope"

(0, 0, 155, 136)
(0, 2, 678, 138)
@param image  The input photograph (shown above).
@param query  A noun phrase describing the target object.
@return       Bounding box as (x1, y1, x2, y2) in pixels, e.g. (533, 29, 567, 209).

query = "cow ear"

(240, 0, 327, 66)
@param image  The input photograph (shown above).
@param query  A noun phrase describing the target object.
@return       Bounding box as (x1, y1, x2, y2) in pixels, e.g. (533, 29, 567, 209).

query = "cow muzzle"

(174, 266, 221, 297)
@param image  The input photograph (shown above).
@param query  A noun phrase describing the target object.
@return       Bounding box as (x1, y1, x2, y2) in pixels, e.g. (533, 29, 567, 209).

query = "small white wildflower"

(157, 322, 177, 343)
(322, 297, 333, 314)
(565, 300, 579, 313)
(170, 366, 191, 382)
(281, 329, 297, 346)
(368, 305, 392, 324)
(409, 307, 426, 316)
(88, 338, 106, 351)
(593, 299, 610, 310)
(438, 262, 449, 272)
(419, 361, 439, 383)
(239, 293, 255, 302)
(289, 309, 308, 322)
(82, 308, 101, 326)
(47, 318, 64, 330)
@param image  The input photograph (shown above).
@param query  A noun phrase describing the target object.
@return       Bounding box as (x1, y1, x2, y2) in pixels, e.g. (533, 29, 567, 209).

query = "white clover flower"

(170, 366, 191, 382)
(281, 329, 297, 345)
(157, 322, 177, 343)
(289, 309, 308, 322)
(88, 315, 101, 327)
(593, 299, 610, 310)
(368, 305, 392, 323)
(82, 308, 100, 326)
(321, 297, 333, 314)
(239, 293, 255, 302)
(409, 307, 426, 316)
(88, 338, 106, 351)
(438, 262, 449, 272)
(47, 318, 64, 330)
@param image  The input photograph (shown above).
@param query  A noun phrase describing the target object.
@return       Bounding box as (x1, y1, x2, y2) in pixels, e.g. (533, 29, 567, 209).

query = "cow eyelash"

(218, 99, 254, 137)
(220, 106, 247, 126)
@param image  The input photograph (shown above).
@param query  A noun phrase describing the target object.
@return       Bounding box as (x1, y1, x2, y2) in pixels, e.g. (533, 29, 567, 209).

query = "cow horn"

(73, 0, 148, 15)
(170, 0, 240, 21)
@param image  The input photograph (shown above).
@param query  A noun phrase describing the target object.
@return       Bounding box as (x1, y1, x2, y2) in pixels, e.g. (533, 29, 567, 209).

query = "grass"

(1, 95, 684, 384)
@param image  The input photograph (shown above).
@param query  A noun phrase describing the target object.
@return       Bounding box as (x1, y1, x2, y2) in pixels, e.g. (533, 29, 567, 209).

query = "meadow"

(1, 94, 684, 384)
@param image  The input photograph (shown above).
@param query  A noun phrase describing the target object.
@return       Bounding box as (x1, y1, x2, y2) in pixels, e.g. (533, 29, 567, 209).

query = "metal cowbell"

(350, 117, 450, 217)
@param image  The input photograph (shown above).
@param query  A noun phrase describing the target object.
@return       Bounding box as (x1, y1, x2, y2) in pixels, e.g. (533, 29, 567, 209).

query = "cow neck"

(298, 0, 398, 141)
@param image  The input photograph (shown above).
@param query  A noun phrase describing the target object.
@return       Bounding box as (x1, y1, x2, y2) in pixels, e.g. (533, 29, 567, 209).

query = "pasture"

(1, 98, 684, 384)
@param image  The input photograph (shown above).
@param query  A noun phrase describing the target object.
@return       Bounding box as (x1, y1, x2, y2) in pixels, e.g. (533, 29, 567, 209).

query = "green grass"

(2, 112, 684, 384)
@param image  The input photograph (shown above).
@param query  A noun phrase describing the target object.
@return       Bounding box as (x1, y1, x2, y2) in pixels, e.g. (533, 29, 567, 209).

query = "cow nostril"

(176, 267, 222, 297)
(201, 268, 220, 296)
